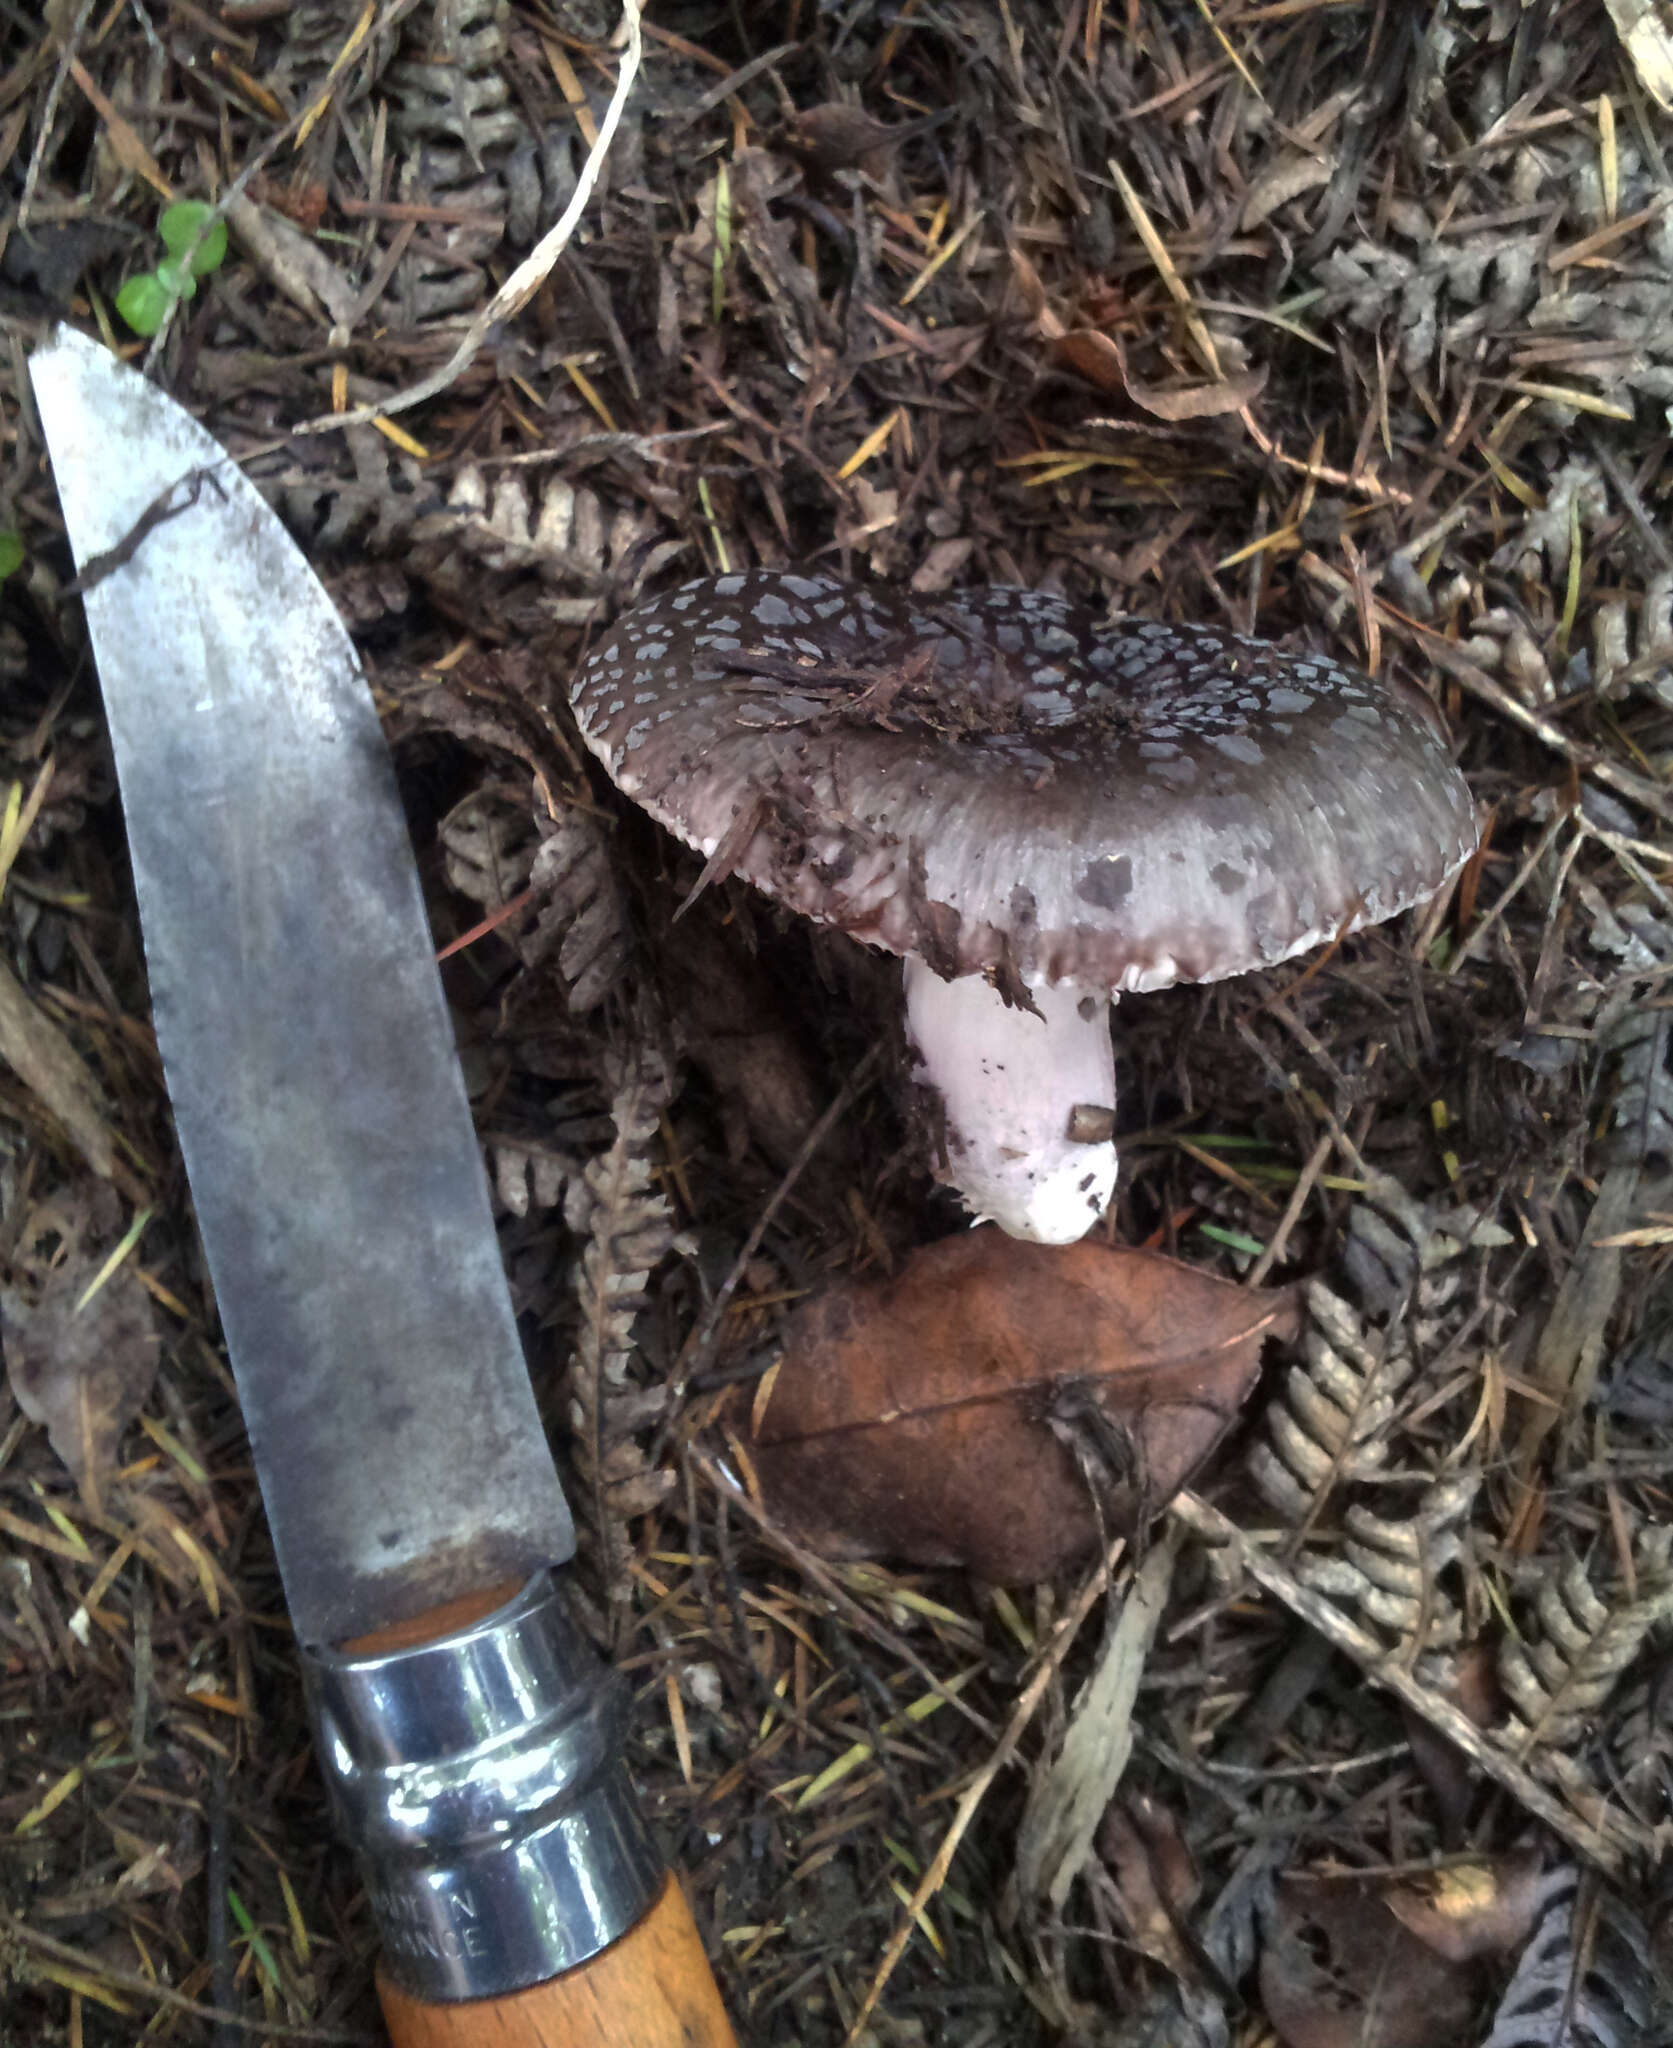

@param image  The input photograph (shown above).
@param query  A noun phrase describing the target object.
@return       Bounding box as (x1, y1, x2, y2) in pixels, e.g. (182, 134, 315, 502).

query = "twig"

(298, 0, 644, 433)
(1584, 425, 1673, 573)
(475, 422, 727, 469)
(1240, 410, 1413, 505)
(688, 1445, 999, 1747)
(1244, 1131, 1332, 1287)
(20, 3, 97, 230)
(671, 1042, 884, 1393)
(207, 1755, 237, 2048)
(841, 1533, 1128, 2046)
(1166, 1489, 1649, 1874)
(0, 1911, 373, 2041)
(1299, 551, 1673, 826)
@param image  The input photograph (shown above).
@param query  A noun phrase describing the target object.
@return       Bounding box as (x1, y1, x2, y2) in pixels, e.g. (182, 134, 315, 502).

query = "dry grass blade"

(303, 0, 644, 430)
(842, 1533, 1130, 2047)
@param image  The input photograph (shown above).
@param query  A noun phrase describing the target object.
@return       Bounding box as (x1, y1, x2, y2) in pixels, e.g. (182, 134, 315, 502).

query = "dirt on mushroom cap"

(569, 570, 1479, 993)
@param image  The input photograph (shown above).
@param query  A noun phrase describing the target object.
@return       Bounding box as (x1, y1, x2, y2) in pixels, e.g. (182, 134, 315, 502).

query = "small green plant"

(116, 202, 228, 337)
(0, 533, 21, 582)
(711, 162, 731, 324)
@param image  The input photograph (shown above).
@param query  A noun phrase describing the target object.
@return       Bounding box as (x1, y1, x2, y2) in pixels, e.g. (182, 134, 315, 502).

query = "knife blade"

(30, 327, 734, 2047)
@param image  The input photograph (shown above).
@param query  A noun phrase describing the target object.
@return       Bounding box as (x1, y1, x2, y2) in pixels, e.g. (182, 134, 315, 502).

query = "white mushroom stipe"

(905, 959, 1116, 1244)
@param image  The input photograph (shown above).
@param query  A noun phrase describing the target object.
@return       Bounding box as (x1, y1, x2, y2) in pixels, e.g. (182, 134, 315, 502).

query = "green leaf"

(158, 201, 228, 277)
(115, 271, 174, 336)
(1196, 1221, 1267, 1259)
(0, 532, 22, 581)
(152, 257, 198, 302)
(711, 162, 731, 325)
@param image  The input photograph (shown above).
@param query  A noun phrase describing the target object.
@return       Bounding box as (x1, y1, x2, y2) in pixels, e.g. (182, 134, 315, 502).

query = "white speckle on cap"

(1212, 732, 1264, 765)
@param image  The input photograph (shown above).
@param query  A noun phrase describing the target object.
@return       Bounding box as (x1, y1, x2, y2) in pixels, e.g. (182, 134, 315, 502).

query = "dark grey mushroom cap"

(569, 570, 1478, 994)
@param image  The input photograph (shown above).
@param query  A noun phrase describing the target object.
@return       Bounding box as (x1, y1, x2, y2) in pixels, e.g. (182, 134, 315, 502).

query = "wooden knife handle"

(344, 1586, 737, 2048)
(376, 1871, 738, 2048)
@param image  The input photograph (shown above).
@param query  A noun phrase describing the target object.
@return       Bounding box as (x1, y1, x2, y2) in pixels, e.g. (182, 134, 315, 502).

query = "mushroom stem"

(903, 958, 1117, 1244)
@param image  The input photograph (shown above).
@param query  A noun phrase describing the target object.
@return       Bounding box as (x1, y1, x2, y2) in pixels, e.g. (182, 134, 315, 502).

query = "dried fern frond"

(282, 420, 432, 556)
(1298, 1472, 1478, 1657)
(1499, 1557, 1673, 1757)
(439, 786, 635, 1017)
(410, 469, 682, 630)
(1479, 1865, 1657, 2048)
(440, 785, 539, 912)
(491, 1140, 577, 1219)
(1247, 1280, 1415, 1525)
(429, 466, 611, 598)
(1603, 1000, 1673, 1167)
(269, 1, 417, 123)
(1611, 1652, 1673, 1825)
(567, 1043, 680, 1635)
(525, 809, 635, 1016)
(1339, 1173, 1511, 1345)
(389, 0, 525, 167)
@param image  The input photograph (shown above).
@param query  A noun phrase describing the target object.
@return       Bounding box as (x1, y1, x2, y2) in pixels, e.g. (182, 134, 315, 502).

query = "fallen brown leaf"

(1, 1184, 159, 1507)
(1383, 1854, 1548, 1965)
(1096, 1792, 1203, 1982)
(1401, 1640, 1504, 1841)
(751, 1228, 1295, 1581)
(1261, 1875, 1481, 2048)
(1044, 324, 1268, 418)
(0, 958, 117, 1182)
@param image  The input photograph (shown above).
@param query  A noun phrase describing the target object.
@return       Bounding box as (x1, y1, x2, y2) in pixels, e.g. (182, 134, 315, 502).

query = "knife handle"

(306, 1574, 737, 2048)
(376, 1870, 737, 2048)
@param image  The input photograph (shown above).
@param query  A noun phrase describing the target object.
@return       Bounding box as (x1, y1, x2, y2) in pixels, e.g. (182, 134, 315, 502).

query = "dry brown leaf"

(1050, 326, 1267, 418)
(1402, 1641, 1504, 1841)
(1, 1187, 159, 1503)
(1096, 1792, 1202, 1981)
(1261, 1876, 1480, 2048)
(1118, 354, 1269, 421)
(1052, 328, 1128, 397)
(752, 1228, 1295, 1582)
(1383, 1855, 1548, 1965)
(0, 959, 117, 1181)
(1608, 0, 1673, 112)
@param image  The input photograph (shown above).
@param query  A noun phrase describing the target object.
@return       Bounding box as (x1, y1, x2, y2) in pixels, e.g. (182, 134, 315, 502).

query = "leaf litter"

(2, 1, 1673, 2043)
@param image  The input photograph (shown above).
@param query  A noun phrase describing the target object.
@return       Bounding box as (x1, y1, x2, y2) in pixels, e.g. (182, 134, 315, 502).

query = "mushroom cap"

(569, 571, 1477, 994)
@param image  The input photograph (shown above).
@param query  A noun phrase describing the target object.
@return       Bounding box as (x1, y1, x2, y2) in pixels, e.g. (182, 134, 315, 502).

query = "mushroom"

(567, 572, 1477, 1242)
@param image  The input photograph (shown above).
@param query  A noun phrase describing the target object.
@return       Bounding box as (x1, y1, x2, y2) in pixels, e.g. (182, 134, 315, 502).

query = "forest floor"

(2, 3, 1673, 2044)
